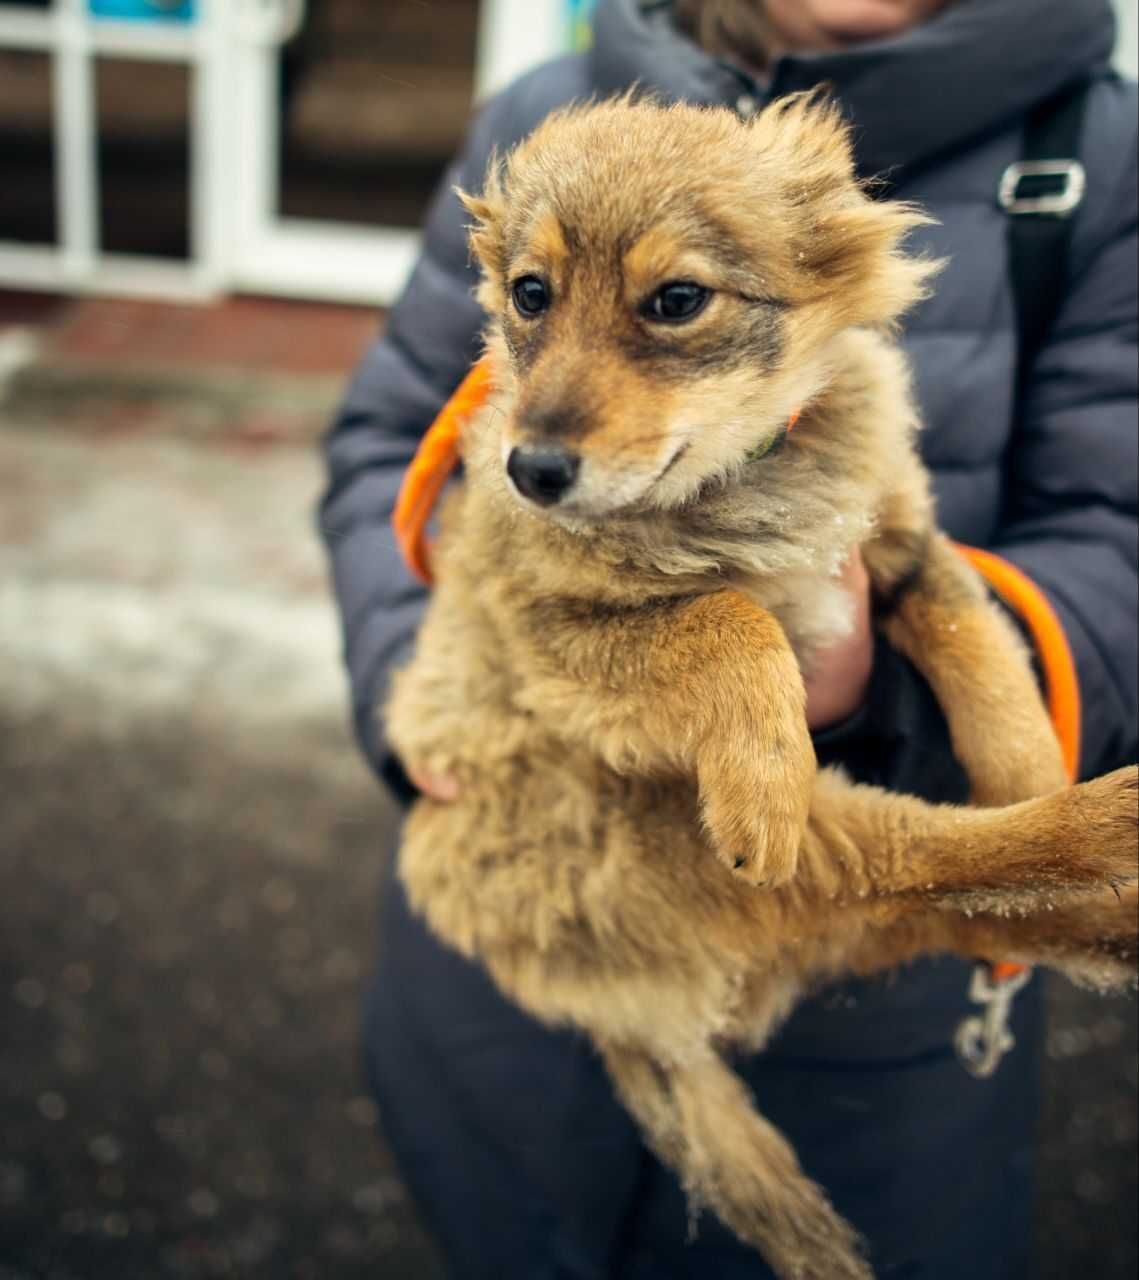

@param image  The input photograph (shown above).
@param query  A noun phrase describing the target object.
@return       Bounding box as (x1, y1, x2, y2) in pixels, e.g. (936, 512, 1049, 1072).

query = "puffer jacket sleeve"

(990, 81, 1139, 777)
(317, 91, 520, 784)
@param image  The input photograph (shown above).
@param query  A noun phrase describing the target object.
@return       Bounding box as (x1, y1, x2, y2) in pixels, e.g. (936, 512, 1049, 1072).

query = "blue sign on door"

(567, 0, 598, 49)
(89, 1, 196, 21)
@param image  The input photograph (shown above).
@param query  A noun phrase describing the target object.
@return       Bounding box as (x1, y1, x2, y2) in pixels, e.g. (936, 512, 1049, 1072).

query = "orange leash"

(954, 544, 1080, 783)
(951, 543, 1081, 1073)
(393, 358, 493, 586)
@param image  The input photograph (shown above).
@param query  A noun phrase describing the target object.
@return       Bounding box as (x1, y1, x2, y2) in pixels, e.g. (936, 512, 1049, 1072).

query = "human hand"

(407, 767, 461, 803)
(804, 549, 874, 731)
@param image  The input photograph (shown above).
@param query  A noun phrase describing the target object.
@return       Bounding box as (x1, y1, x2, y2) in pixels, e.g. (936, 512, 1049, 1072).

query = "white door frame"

(477, 0, 567, 98)
(0, 0, 569, 304)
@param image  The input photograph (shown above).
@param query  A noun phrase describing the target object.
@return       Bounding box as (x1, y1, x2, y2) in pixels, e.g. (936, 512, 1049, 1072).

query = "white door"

(227, 0, 570, 306)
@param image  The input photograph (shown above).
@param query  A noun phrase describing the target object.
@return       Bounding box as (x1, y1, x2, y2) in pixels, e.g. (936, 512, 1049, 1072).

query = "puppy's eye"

(645, 282, 711, 324)
(512, 276, 551, 318)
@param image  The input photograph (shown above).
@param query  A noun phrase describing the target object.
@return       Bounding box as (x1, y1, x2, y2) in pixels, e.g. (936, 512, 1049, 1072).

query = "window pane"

(277, 0, 482, 229)
(95, 57, 190, 260)
(0, 50, 56, 246)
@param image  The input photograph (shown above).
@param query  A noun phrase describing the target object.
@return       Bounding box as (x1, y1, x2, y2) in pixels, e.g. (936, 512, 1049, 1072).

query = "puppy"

(385, 96, 1138, 1279)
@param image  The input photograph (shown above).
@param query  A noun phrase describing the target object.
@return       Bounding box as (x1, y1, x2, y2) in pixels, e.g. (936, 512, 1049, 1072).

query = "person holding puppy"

(319, 1, 1138, 1276)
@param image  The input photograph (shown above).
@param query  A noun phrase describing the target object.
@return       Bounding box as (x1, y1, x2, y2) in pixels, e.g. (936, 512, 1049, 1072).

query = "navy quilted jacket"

(320, 0, 1137, 787)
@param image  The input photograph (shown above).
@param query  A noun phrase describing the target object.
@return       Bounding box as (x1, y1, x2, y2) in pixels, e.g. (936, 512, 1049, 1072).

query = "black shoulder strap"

(1004, 79, 1091, 392)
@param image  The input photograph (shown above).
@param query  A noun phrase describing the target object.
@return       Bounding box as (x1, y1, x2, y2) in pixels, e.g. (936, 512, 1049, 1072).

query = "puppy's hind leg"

(845, 884, 1137, 995)
(951, 883, 1139, 993)
(601, 1044, 871, 1280)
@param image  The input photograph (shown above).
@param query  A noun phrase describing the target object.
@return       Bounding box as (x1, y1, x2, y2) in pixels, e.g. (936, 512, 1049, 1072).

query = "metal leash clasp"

(954, 965, 1032, 1079)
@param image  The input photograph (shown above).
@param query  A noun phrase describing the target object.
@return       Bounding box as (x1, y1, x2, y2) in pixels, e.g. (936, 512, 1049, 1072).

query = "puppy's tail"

(601, 1045, 871, 1280)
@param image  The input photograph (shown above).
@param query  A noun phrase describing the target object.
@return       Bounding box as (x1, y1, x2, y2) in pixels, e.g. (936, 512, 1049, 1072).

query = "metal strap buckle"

(955, 965, 1032, 1079)
(998, 159, 1087, 216)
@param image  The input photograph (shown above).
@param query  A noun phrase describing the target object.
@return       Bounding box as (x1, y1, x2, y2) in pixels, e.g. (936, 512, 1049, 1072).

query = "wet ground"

(0, 390, 445, 1279)
(0, 703, 444, 1280)
(0, 318, 1135, 1278)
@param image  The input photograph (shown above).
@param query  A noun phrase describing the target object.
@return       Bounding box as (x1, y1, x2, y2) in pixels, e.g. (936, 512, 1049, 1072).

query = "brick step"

(0, 293, 382, 443)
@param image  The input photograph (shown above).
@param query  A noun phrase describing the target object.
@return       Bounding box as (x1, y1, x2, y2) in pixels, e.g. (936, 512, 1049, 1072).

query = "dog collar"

(394, 358, 802, 586)
(745, 408, 800, 464)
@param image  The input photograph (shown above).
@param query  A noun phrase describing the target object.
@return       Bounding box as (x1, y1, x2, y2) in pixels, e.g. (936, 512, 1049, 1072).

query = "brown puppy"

(386, 96, 1138, 1280)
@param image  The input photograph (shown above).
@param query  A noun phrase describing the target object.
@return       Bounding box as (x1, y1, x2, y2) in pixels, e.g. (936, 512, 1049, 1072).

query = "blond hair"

(672, 0, 772, 66)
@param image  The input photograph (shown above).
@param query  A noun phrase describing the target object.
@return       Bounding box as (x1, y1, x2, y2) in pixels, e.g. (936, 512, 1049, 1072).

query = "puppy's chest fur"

(741, 572, 859, 669)
(601, 482, 874, 666)
(644, 451, 884, 662)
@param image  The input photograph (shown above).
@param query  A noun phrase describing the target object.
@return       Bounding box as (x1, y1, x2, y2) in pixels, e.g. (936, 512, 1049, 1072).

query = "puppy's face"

(461, 96, 935, 522)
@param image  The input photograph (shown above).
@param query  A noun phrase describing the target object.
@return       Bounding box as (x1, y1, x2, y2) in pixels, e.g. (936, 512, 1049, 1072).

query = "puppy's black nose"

(506, 447, 581, 506)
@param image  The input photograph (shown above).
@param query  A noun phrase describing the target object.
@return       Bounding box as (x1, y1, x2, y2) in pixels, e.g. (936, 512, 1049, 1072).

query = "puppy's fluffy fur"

(386, 97, 1138, 1279)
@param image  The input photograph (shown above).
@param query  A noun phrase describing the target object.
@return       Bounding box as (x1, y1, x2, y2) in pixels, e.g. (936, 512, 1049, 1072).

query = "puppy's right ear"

(457, 154, 507, 281)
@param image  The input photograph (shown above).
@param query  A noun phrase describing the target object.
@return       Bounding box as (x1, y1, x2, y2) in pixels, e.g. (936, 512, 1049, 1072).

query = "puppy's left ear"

(801, 193, 941, 329)
(752, 93, 942, 327)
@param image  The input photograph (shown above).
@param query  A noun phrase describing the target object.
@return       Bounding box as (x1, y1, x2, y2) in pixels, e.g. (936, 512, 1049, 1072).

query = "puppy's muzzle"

(507, 446, 581, 507)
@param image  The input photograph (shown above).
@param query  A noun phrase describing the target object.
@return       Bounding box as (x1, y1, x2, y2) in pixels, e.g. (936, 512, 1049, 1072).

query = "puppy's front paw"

(698, 729, 814, 888)
(702, 789, 803, 887)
